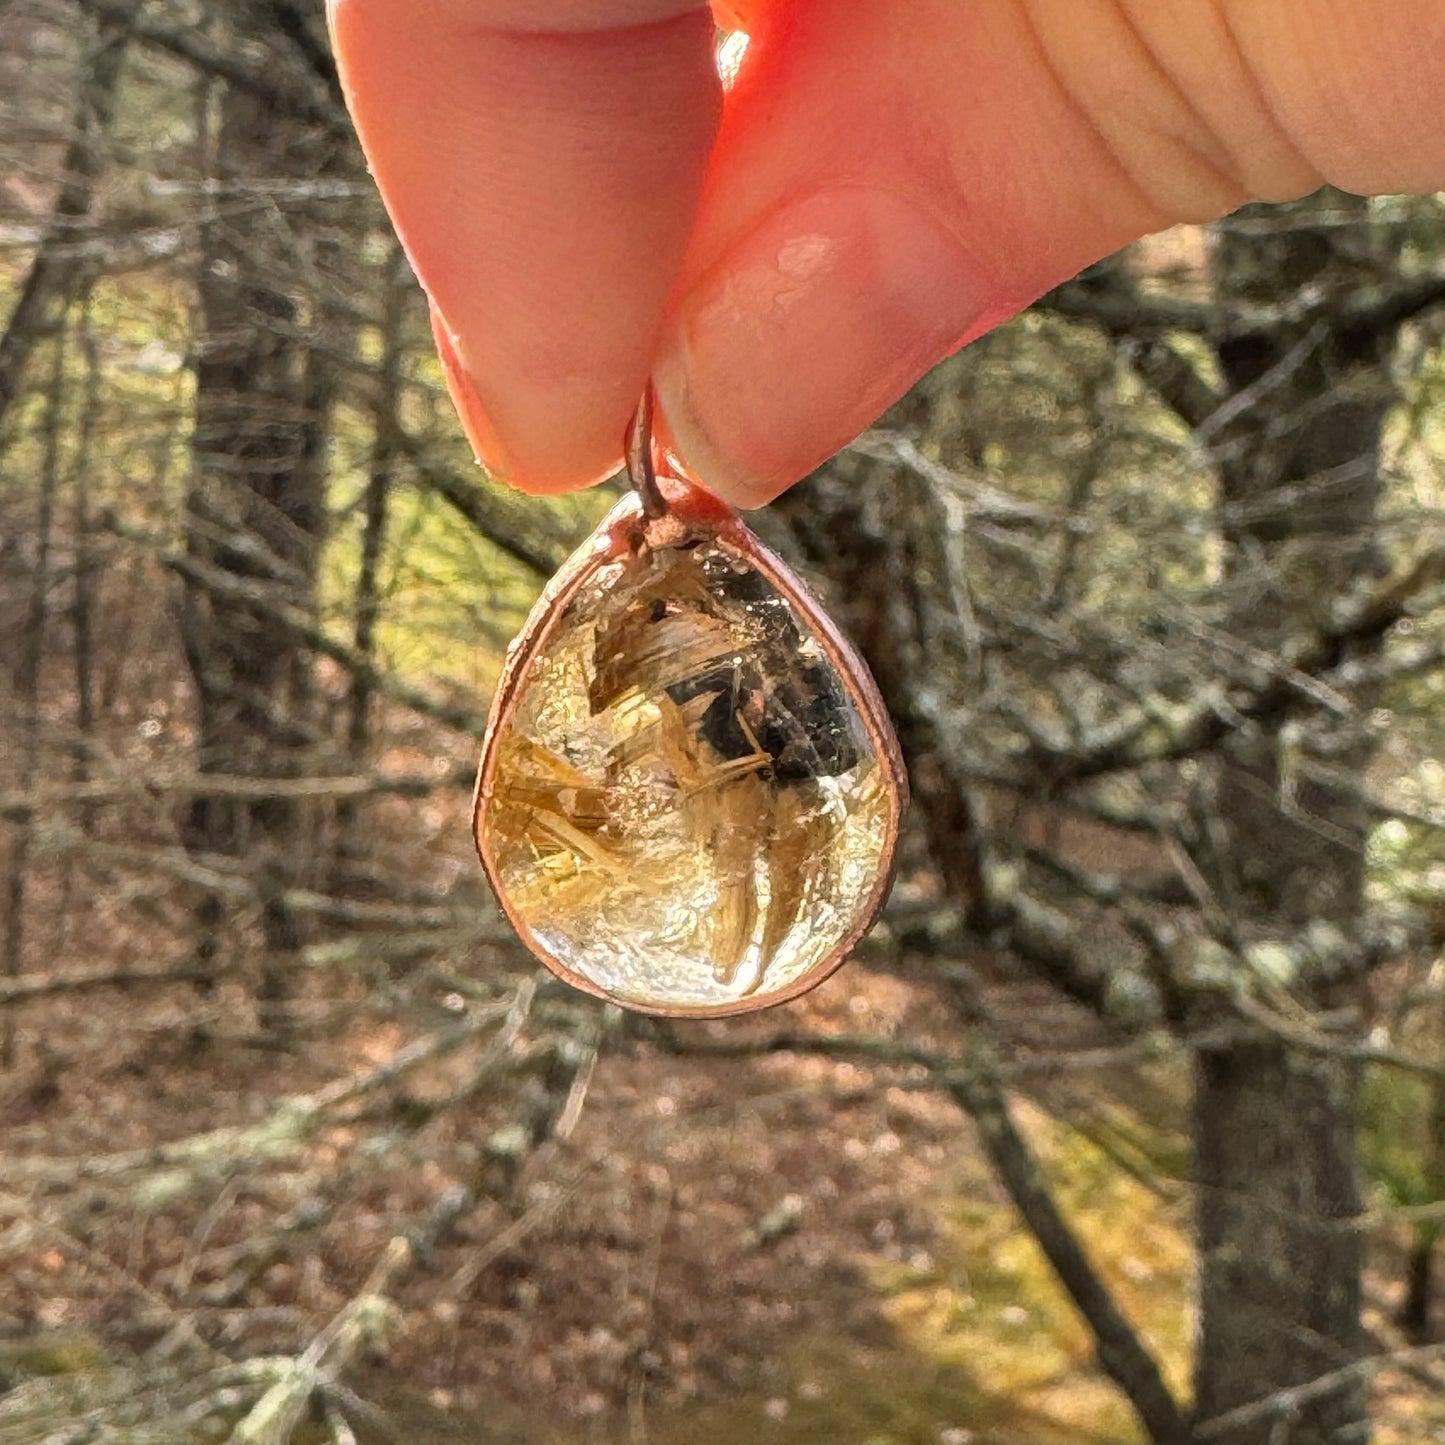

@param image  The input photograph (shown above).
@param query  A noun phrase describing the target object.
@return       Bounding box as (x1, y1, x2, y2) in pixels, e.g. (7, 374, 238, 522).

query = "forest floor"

(0, 700, 1439, 1444)
(2, 922, 1440, 1444)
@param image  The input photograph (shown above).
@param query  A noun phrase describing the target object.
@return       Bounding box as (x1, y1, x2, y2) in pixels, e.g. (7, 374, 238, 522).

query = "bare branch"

(0, 6, 132, 426)
(69, 0, 349, 134)
(397, 428, 568, 580)
(0, 960, 226, 1005)
(105, 514, 485, 733)
(6, 990, 529, 1191)
(1193, 1342, 1445, 1440)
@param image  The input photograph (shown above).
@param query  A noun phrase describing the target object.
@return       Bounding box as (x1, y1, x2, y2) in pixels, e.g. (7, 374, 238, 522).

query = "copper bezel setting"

(472, 476, 908, 1019)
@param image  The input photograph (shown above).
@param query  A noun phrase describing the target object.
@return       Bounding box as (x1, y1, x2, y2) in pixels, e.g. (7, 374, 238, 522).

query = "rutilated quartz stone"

(475, 484, 905, 1016)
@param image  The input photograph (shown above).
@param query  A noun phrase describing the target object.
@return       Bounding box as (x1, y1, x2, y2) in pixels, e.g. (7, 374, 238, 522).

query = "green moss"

(871, 1098, 1193, 1442)
(0, 1334, 109, 1388)
(631, 1095, 1194, 1445)
(1360, 1065, 1436, 1207)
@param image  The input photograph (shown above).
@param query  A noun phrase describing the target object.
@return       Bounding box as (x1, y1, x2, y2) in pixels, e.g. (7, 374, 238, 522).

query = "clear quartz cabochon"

(474, 480, 906, 1017)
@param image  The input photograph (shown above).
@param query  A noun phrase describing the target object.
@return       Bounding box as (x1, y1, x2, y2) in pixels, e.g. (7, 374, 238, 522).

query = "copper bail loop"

(625, 387, 668, 521)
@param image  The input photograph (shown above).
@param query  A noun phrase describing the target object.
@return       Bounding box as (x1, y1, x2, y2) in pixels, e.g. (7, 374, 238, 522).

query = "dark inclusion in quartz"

(479, 534, 894, 1013)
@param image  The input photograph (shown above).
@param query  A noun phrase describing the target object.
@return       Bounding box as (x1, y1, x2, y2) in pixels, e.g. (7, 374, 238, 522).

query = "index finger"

(329, 0, 722, 491)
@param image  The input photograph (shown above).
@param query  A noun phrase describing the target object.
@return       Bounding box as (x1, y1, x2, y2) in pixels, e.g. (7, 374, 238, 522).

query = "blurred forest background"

(1, 4, 1443, 1444)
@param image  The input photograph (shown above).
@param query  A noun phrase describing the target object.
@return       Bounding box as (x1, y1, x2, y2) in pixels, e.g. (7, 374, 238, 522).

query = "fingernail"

(428, 301, 514, 481)
(654, 187, 1006, 508)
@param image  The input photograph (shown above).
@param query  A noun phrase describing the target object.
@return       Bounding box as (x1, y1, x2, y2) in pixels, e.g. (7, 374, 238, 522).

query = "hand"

(330, 0, 1445, 506)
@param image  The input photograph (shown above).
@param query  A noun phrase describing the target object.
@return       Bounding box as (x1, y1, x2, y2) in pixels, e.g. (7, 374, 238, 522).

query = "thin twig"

(1193, 1342, 1445, 1440)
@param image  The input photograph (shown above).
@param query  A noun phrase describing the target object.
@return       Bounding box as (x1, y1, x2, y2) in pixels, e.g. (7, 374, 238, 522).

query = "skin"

(328, 0, 1445, 507)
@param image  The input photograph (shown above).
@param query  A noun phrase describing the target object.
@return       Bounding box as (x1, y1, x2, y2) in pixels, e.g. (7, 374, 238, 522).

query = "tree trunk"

(0, 9, 131, 429)
(1192, 195, 1398, 1445)
(1193, 1044, 1365, 1441)
(70, 300, 101, 828)
(2, 318, 67, 1068)
(179, 10, 340, 1032)
(333, 242, 406, 891)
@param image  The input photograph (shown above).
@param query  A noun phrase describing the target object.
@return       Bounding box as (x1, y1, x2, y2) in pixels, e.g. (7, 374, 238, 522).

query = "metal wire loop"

(625, 388, 668, 521)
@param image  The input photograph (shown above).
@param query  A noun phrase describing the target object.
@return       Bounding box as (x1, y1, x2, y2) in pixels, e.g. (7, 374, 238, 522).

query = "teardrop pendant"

(473, 414, 906, 1017)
